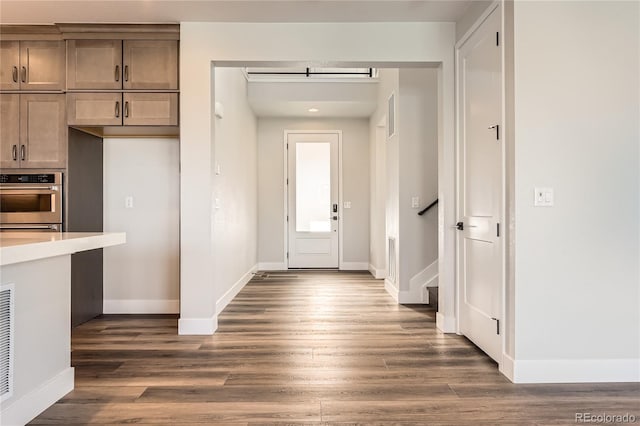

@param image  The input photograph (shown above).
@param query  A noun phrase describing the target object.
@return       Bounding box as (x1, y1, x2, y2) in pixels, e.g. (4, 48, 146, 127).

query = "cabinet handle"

(124, 65, 129, 82)
(124, 101, 129, 118)
(115, 101, 120, 118)
(12, 145, 17, 161)
(20, 145, 25, 161)
(21, 66, 26, 83)
(115, 65, 120, 82)
(12, 66, 18, 83)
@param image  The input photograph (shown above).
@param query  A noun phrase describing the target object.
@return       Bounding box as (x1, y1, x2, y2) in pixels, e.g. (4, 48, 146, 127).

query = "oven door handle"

(0, 224, 59, 231)
(0, 185, 59, 191)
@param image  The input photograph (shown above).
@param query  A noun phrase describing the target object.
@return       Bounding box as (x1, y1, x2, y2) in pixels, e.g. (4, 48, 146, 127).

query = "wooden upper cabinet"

(0, 41, 20, 91)
(123, 92, 178, 126)
(67, 40, 122, 90)
(123, 40, 178, 90)
(20, 94, 67, 168)
(20, 41, 65, 91)
(67, 92, 123, 126)
(0, 94, 20, 168)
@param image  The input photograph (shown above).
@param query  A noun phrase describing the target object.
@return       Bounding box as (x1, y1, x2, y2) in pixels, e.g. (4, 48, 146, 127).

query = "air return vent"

(0, 284, 14, 402)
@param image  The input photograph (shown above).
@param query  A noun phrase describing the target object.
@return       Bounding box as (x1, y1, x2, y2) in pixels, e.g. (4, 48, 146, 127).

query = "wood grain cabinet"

(123, 93, 178, 126)
(66, 40, 122, 90)
(123, 40, 178, 90)
(66, 39, 178, 91)
(68, 92, 178, 126)
(67, 92, 123, 126)
(0, 93, 67, 169)
(0, 40, 65, 91)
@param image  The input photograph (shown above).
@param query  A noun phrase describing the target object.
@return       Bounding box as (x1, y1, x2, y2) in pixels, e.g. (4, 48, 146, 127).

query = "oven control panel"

(0, 174, 58, 184)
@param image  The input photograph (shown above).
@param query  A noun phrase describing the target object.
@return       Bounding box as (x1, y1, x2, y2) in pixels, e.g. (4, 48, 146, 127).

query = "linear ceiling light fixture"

(248, 68, 374, 77)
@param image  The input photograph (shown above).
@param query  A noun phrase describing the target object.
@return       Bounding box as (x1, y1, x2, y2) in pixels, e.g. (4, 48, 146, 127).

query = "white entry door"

(457, 6, 503, 362)
(287, 132, 339, 268)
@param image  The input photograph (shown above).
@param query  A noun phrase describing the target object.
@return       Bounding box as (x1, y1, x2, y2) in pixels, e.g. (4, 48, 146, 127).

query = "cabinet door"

(123, 93, 178, 126)
(0, 94, 20, 169)
(123, 40, 178, 90)
(20, 94, 67, 168)
(0, 41, 20, 91)
(67, 93, 123, 126)
(67, 40, 122, 90)
(20, 41, 65, 91)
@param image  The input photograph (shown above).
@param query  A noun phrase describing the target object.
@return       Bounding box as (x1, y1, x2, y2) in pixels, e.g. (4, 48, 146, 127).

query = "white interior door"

(287, 132, 339, 268)
(457, 6, 503, 362)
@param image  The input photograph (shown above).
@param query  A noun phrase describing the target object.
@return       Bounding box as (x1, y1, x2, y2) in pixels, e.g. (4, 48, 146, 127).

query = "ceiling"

(0, 0, 473, 24)
(246, 77, 379, 118)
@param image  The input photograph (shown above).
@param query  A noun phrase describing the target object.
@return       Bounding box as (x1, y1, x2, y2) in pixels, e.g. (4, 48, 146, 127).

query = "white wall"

(179, 21, 457, 334)
(370, 69, 399, 283)
(510, 0, 640, 382)
(398, 68, 439, 295)
(212, 67, 259, 309)
(455, 1, 493, 42)
(369, 118, 387, 278)
(257, 117, 369, 268)
(103, 138, 180, 313)
(370, 69, 439, 300)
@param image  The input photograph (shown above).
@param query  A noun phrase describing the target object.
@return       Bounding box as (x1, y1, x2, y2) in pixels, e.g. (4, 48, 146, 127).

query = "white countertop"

(0, 232, 126, 266)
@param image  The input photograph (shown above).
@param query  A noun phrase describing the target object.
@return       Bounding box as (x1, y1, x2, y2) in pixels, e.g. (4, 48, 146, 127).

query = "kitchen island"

(0, 232, 126, 426)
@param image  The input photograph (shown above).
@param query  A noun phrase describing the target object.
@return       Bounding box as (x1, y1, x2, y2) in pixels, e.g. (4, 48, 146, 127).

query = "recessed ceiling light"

(308, 108, 319, 113)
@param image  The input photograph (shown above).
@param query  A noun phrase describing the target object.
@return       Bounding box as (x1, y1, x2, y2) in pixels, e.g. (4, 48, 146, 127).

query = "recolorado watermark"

(576, 413, 637, 423)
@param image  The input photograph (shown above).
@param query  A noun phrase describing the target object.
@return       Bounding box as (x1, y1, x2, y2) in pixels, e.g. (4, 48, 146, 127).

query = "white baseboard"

(368, 264, 387, 280)
(511, 358, 640, 384)
(103, 299, 179, 314)
(258, 262, 287, 271)
(340, 262, 369, 271)
(500, 353, 515, 382)
(178, 314, 217, 335)
(0, 367, 74, 426)
(436, 312, 456, 333)
(216, 264, 258, 314)
(384, 278, 399, 302)
(399, 260, 438, 304)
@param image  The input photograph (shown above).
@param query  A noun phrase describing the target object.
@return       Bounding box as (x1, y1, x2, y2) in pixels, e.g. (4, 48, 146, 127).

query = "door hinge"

(496, 223, 500, 237)
(286, 252, 289, 259)
(286, 215, 289, 222)
(286, 178, 289, 185)
(496, 31, 500, 46)
(286, 143, 289, 149)
(492, 317, 500, 335)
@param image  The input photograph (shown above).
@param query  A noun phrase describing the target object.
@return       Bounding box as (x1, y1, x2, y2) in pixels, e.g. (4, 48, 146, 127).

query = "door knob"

(332, 216, 338, 221)
(455, 221, 464, 231)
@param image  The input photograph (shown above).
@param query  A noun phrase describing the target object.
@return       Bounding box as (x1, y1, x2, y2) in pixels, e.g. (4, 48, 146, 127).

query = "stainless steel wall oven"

(0, 172, 63, 232)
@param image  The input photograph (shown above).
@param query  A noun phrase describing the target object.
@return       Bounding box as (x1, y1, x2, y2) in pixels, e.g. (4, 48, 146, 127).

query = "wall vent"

(388, 238, 397, 284)
(0, 284, 14, 402)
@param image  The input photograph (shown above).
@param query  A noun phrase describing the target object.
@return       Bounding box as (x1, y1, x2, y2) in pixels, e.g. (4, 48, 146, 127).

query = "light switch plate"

(534, 187, 554, 207)
(343, 201, 351, 209)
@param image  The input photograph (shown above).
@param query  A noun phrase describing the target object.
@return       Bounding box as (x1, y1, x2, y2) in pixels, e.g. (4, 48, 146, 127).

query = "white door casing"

(456, 5, 504, 362)
(287, 132, 340, 268)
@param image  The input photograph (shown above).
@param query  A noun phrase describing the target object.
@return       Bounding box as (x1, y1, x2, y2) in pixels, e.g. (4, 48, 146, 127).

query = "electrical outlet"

(343, 201, 351, 209)
(125, 196, 134, 209)
(411, 196, 420, 208)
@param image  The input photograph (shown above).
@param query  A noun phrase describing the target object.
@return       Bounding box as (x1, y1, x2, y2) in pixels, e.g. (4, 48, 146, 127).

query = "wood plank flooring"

(32, 270, 639, 425)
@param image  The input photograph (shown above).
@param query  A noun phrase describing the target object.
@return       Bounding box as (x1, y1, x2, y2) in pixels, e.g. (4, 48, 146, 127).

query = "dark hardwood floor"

(32, 270, 639, 425)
